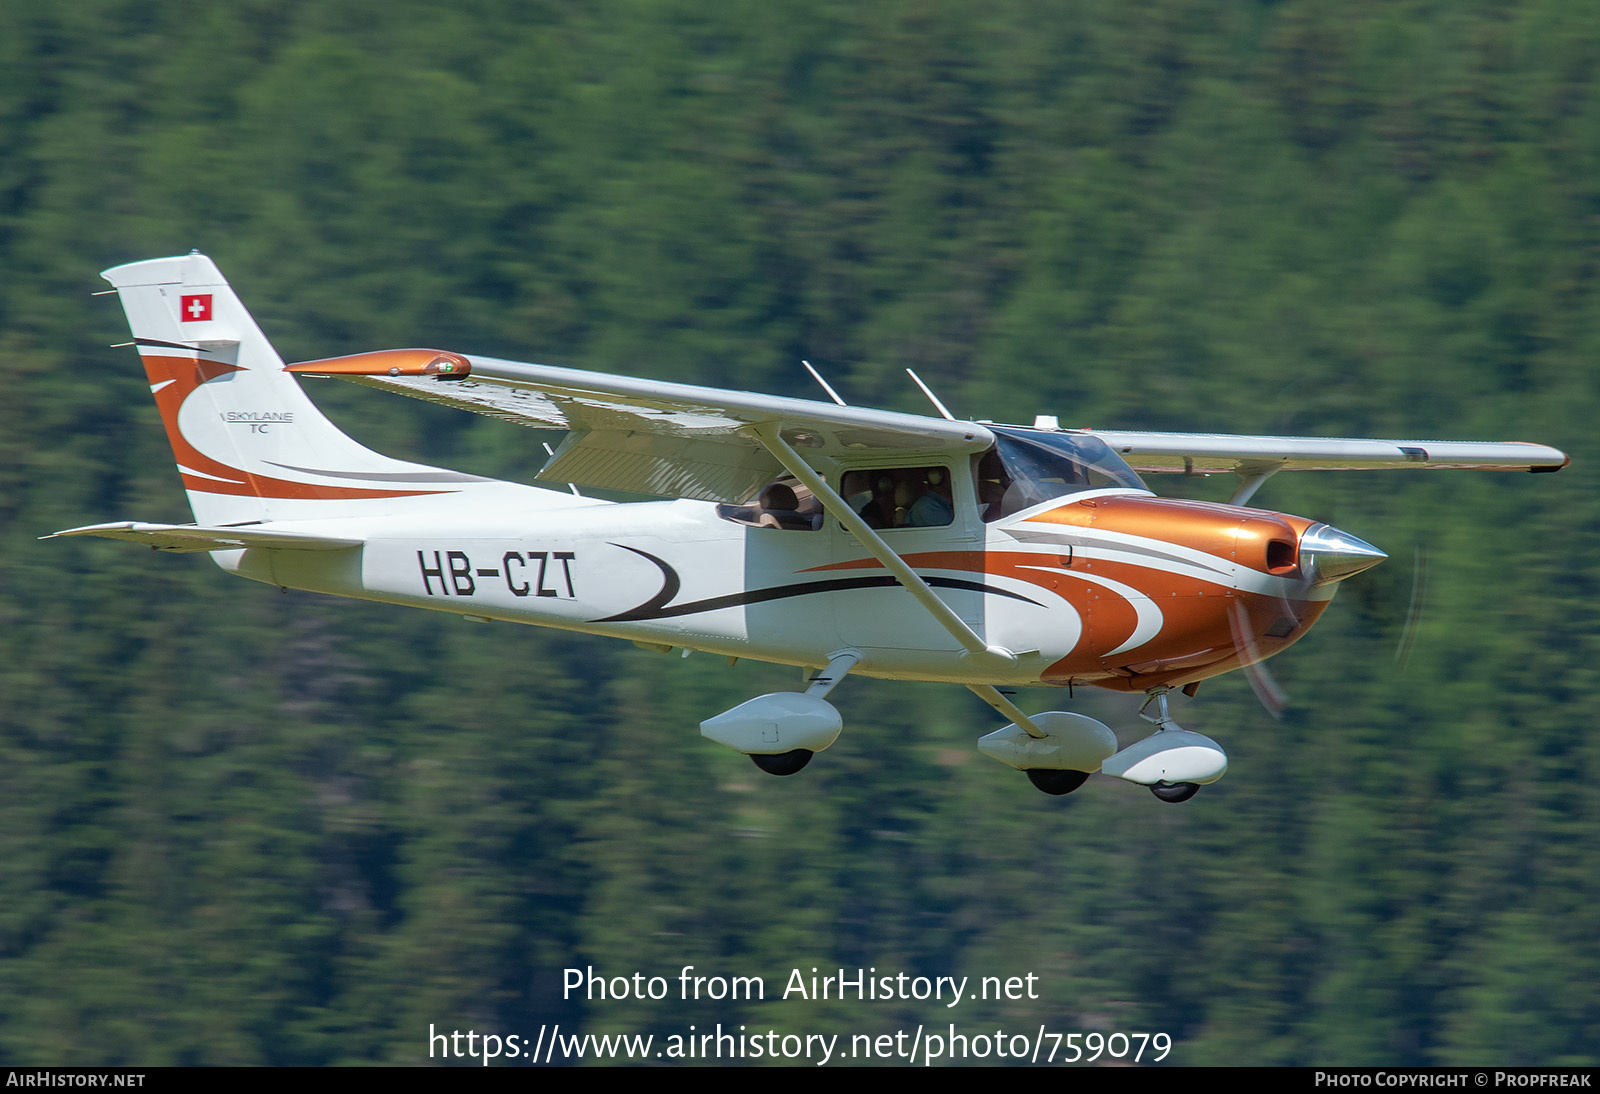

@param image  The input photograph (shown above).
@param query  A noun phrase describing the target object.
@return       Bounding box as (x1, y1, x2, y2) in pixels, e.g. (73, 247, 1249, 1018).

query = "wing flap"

(540, 430, 781, 502)
(46, 522, 362, 553)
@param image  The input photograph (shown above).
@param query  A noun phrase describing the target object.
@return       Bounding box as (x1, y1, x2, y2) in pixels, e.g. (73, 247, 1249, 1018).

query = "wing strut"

(1226, 461, 1283, 507)
(746, 423, 1016, 671)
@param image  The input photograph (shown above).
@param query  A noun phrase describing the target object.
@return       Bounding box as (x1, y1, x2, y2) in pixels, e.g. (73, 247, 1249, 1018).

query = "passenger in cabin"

(905, 467, 953, 527)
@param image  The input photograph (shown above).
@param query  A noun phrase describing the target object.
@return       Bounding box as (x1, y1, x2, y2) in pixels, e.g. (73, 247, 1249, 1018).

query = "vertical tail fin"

(103, 253, 488, 525)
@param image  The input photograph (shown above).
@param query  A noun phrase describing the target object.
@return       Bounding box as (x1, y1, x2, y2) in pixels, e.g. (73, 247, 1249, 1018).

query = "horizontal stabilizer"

(45, 521, 361, 553)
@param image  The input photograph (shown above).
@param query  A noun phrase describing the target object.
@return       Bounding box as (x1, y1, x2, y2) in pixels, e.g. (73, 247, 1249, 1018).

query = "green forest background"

(1, 0, 1595, 1066)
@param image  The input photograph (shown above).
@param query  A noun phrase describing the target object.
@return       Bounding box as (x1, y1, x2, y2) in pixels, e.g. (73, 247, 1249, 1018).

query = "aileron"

(1078, 429, 1568, 474)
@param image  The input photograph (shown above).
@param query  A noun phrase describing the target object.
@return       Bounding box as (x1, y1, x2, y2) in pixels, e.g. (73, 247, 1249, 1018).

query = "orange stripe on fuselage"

(1026, 495, 1324, 687)
(1026, 494, 1313, 575)
(140, 353, 451, 501)
(808, 493, 1329, 691)
(1063, 596, 1330, 692)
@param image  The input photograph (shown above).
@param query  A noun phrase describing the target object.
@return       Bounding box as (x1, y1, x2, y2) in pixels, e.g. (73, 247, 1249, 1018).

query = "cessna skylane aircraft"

(53, 254, 1569, 801)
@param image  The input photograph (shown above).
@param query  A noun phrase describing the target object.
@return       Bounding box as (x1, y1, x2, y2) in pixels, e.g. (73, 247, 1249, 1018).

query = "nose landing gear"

(1099, 689, 1227, 804)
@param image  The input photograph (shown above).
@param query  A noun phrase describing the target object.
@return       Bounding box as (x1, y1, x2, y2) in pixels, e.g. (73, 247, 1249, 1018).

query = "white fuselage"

(224, 489, 1013, 681)
(220, 482, 1337, 690)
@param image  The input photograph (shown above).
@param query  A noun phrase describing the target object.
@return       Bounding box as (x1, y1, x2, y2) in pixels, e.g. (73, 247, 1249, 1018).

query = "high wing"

(1078, 428, 1568, 475)
(286, 350, 1566, 502)
(287, 351, 993, 502)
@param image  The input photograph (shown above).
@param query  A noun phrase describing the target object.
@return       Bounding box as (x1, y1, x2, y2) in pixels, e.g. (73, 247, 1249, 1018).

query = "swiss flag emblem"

(179, 294, 213, 322)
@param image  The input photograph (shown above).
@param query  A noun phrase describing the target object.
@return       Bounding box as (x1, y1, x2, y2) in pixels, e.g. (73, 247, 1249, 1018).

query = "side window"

(716, 477, 822, 531)
(839, 466, 953, 530)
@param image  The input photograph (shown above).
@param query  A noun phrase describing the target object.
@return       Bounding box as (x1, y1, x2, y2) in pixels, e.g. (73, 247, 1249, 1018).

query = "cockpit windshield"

(976, 427, 1146, 521)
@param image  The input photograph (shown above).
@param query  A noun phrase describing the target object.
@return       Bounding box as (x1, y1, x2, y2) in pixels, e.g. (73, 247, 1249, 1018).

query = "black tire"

(751, 749, 814, 776)
(1150, 781, 1200, 803)
(1026, 768, 1090, 796)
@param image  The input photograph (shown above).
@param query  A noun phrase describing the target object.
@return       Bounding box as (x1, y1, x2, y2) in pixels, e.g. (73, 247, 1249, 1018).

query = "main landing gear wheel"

(1150, 781, 1200, 803)
(1026, 768, 1090, 796)
(751, 749, 814, 776)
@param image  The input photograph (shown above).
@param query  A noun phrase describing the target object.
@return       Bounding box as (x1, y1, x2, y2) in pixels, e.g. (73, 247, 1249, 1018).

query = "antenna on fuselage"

(905, 368, 956, 421)
(802, 360, 848, 406)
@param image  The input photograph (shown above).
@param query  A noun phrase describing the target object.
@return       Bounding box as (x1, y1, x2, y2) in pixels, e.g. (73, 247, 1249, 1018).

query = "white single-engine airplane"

(54, 254, 1569, 801)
